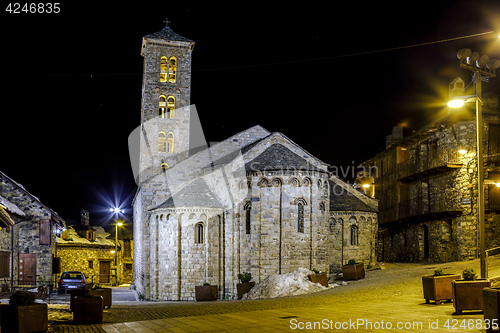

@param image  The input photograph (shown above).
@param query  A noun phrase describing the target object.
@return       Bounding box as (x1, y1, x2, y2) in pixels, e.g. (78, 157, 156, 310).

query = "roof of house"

(329, 180, 378, 213)
(143, 26, 194, 43)
(153, 178, 222, 210)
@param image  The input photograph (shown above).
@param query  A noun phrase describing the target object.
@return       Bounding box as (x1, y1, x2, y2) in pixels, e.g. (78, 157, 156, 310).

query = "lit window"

(169, 57, 177, 83)
(167, 132, 174, 153)
(159, 95, 166, 118)
(160, 57, 168, 82)
(195, 222, 204, 244)
(158, 132, 167, 153)
(167, 96, 175, 119)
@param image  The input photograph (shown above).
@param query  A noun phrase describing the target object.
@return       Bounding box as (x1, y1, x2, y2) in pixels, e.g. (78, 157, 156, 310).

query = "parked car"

(58, 271, 87, 294)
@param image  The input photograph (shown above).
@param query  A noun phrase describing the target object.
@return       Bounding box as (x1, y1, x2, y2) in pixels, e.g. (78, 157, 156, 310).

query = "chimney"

(386, 126, 403, 149)
(81, 210, 89, 226)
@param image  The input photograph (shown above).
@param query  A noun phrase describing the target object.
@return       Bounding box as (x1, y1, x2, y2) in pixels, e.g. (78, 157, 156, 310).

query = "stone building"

(0, 171, 65, 289)
(357, 77, 500, 263)
(132, 23, 378, 301)
(56, 210, 133, 285)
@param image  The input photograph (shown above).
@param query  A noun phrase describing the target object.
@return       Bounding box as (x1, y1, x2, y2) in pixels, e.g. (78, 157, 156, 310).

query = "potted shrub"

(308, 269, 328, 287)
(452, 268, 491, 314)
(342, 259, 365, 280)
(422, 268, 460, 305)
(195, 283, 218, 302)
(89, 285, 112, 309)
(73, 284, 103, 323)
(237, 272, 256, 299)
(483, 287, 500, 330)
(0, 290, 48, 333)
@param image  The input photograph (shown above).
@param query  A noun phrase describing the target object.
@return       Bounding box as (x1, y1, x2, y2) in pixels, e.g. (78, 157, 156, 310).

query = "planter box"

(342, 263, 365, 280)
(422, 274, 460, 304)
(452, 279, 491, 314)
(195, 285, 218, 302)
(308, 272, 329, 287)
(89, 288, 112, 309)
(483, 287, 500, 331)
(237, 282, 255, 299)
(73, 296, 103, 324)
(1, 303, 48, 333)
(69, 289, 86, 312)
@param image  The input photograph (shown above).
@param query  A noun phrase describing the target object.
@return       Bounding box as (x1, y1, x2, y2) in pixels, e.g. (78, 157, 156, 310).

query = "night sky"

(2, 1, 500, 226)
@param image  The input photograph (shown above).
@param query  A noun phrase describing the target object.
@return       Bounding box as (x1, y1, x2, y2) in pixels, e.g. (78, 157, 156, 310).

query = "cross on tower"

(163, 18, 171, 27)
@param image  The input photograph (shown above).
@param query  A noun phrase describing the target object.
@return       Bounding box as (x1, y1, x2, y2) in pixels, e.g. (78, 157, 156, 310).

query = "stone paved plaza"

(41, 257, 500, 332)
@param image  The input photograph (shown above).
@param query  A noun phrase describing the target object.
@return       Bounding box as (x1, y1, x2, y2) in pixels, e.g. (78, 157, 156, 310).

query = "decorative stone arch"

(199, 213, 207, 223)
(271, 177, 283, 187)
(289, 177, 301, 187)
(302, 177, 312, 187)
(329, 218, 336, 234)
(349, 216, 359, 246)
(189, 213, 197, 220)
(293, 197, 308, 233)
(292, 197, 308, 206)
(319, 202, 326, 212)
(257, 177, 269, 187)
(243, 201, 252, 235)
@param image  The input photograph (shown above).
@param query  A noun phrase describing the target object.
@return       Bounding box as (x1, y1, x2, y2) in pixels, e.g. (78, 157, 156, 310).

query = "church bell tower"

(139, 20, 195, 182)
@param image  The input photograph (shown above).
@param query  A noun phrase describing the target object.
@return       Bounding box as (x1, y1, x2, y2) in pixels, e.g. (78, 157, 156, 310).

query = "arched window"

(159, 95, 167, 118)
(161, 162, 168, 172)
(158, 132, 167, 153)
(169, 57, 177, 83)
(167, 132, 174, 153)
(350, 225, 359, 246)
(298, 203, 304, 233)
(167, 96, 175, 119)
(160, 57, 168, 82)
(244, 202, 251, 235)
(195, 222, 204, 244)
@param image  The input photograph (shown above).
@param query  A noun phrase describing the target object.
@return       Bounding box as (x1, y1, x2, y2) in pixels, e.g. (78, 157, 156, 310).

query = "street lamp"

(110, 206, 124, 285)
(449, 48, 500, 278)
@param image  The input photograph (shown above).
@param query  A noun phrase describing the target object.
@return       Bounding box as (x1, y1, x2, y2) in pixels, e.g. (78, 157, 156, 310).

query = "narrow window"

(195, 222, 204, 244)
(298, 203, 304, 233)
(0, 251, 10, 278)
(245, 203, 251, 234)
(167, 132, 174, 153)
(350, 225, 359, 246)
(169, 57, 177, 83)
(160, 57, 168, 82)
(158, 132, 167, 153)
(159, 95, 167, 118)
(167, 96, 175, 119)
(161, 162, 168, 172)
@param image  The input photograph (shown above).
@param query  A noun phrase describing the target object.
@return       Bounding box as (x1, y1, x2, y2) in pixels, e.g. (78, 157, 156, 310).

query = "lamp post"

(110, 207, 124, 285)
(448, 48, 500, 278)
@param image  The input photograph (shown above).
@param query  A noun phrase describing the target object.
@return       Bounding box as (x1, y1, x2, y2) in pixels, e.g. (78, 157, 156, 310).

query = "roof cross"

(163, 18, 171, 27)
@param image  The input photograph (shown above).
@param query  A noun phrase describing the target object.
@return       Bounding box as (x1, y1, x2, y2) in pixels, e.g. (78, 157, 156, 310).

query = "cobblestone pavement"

(39, 258, 500, 332)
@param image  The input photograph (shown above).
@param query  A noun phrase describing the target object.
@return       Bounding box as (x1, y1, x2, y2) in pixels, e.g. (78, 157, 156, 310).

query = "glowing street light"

(450, 48, 499, 279)
(110, 207, 125, 214)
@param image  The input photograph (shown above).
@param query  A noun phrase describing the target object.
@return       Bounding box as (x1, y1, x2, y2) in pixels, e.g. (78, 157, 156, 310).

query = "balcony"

(399, 194, 462, 222)
(397, 150, 463, 183)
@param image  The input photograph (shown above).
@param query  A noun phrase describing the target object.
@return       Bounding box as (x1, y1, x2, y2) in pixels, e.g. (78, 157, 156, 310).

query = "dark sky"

(2, 1, 500, 224)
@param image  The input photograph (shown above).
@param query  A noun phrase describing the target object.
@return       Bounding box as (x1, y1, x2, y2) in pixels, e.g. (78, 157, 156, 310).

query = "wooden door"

(19, 253, 36, 285)
(99, 261, 111, 283)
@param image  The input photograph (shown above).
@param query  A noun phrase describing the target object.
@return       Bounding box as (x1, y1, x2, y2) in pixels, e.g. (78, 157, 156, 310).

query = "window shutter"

(0, 251, 10, 278)
(39, 219, 50, 245)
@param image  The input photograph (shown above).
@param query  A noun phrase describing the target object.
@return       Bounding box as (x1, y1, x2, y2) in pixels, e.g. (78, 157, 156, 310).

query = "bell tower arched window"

(298, 203, 304, 233)
(158, 132, 167, 153)
(160, 57, 168, 82)
(159, 95, 167, 118)
(195, 222, 204, 244)
(169, 57, 177, 83)
(167, 132, 174, 153)
(167, 96, 175, 119)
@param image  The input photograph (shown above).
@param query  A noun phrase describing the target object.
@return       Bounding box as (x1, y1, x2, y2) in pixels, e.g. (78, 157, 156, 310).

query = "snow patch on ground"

(243, 268, 341, 300)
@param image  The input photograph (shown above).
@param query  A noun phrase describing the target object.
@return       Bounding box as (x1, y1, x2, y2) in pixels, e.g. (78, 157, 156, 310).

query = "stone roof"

(329, 181, 378, 212)
(143, 26, 194, 43)
(154, 178, 222, 210)
(245, 143, 326, 172)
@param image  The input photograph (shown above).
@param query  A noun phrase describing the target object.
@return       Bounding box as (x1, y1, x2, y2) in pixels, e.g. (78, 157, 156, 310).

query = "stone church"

(132, 23, 378, 301)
